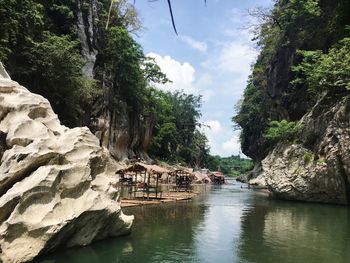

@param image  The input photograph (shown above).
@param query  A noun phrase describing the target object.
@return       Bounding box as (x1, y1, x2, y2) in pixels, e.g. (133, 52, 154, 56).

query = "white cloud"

(200, 120, 224, 155)
(201, 90, 215, 102)
(218, 42, 257, 75)
(222, 134, 241, 154)
(195, 73, 214, 102)
(204, 120, 222, 134)
(147, 52, 197, 94)
(179, 35, 208, 52)
(200, 121, 243, 157)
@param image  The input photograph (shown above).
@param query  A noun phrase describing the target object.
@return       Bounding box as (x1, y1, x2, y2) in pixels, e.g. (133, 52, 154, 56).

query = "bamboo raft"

(120, 191, 200, 207)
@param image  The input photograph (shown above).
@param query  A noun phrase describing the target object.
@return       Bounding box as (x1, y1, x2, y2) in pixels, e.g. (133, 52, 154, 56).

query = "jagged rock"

(260, 96, 350, 204)
(0, 65, 134, 263)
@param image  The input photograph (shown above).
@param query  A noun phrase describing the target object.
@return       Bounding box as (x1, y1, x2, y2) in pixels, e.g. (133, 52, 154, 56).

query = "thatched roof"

(170, 167, 194, 178)
(211, 171, 224, 178)
(193, 171, 211, 182)
(116, 162, 170, 175)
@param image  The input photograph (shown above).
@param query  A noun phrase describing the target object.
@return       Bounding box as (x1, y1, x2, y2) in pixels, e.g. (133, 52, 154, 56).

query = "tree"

(28, 33, 98, 127)
(264, 119, 302, 143)
(149, 90, 205, 165)
(292, 38, 350, 94)
(96, 26, 146, 111)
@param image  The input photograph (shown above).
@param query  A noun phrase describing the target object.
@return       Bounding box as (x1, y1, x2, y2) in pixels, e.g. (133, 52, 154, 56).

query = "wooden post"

(156, 174, 159, 198)
(147, 173, 150, 200)
(143, 170, 146, 199)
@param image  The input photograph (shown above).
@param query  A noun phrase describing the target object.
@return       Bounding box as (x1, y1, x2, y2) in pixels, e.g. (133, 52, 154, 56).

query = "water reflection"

(37, 183, 350, 263)
(238, 199, 350, 263)
(38, 197, 208, 263)
(192, 185, 250, 263)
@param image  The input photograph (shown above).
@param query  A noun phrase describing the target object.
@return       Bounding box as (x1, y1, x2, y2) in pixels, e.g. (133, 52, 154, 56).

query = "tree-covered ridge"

(205, 155, 253, 177)
(234, 0, 350, 161)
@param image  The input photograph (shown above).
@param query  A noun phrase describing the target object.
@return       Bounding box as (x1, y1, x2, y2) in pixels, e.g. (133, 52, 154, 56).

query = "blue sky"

(134, 0, 272, 157)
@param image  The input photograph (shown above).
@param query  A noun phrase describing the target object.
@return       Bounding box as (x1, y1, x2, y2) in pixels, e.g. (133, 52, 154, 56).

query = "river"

(37, 181, 350, 263)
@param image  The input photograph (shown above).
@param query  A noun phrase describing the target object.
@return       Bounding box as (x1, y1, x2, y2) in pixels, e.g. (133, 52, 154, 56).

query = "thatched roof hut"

(116, 163, 170, 198)
(193, 171, 211, 184)
(210, 171, 225, 184)
(116, 162, 169, 176)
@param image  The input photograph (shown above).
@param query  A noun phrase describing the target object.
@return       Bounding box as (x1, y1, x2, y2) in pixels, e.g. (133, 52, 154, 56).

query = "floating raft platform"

(120, 191, 199, 207)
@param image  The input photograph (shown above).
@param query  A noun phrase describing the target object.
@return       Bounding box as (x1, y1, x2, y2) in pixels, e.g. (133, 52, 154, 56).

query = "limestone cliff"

(0, 64, 133, 263)
(89, 100, 154, 161)
(261, 92, 350, 204)
(235, 1, 350, 204)
(77, 0, 152, 161)
(245, 91, 350, 204)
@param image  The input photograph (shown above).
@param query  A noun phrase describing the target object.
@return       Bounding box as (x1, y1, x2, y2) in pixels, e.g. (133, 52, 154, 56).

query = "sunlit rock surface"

(261, 95, 350, 204)
(0, 64, 133, 263)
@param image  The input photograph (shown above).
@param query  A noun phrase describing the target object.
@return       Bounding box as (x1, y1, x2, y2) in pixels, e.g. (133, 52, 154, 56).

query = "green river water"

(37, 181, 350, 263)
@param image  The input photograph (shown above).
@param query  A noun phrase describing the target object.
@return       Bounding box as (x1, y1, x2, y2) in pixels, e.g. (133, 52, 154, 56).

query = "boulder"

(262, 143, 347, 204)
(261, 95, 350, 204)
(0, 64, 133, 263)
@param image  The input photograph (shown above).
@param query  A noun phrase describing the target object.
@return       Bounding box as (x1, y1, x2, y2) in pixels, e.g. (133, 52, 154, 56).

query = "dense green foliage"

(264, 120, 302, 143)
(0, 0, 220, 166)
(205, 155, 253, 177)
(233, 80, 269, 152)
(29, 33, 98, 126)
(0, 0, 99, 127)
(96, 26, 146, 111)
(234, 0, 350, 160)
(148, 90, 209, 167)
(293, 38, 350, 93)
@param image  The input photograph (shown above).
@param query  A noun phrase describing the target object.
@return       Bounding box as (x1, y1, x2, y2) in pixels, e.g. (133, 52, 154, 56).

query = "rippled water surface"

(38, 181, 350, 263)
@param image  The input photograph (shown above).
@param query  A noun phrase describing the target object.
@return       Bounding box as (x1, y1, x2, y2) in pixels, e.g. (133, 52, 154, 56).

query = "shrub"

(303, 152, 312, 164)
(264, 119, 303, 143)
(292, 38, 350, 94)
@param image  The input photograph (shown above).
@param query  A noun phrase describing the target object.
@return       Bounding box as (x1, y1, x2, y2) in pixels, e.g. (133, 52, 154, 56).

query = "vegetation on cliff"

(234, 0, 350, 161)
(0, 0, 241, 169)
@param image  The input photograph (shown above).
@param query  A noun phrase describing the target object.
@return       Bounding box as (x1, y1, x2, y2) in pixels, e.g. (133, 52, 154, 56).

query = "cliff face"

(0, 65, 133, 263)
(237, 1, 350, 204)
(89, 102, 154, 161)
(262, 93, 350, 204)
(77, 0, 152, 161)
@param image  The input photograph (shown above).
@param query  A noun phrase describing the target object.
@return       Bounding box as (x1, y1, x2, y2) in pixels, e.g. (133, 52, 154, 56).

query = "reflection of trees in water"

(119, 202, 208, 263)
(238, 201, 350, 263)
(39, 202, 207, 263)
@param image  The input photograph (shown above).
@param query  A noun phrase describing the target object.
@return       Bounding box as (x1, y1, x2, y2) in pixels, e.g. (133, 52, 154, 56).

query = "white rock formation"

(0, 64, 133, 263)
(260, 94, 350, 204)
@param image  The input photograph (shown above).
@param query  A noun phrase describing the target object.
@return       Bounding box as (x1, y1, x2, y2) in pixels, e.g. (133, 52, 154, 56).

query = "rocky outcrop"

(255, 94, 350, 204)
(90, 103, 154, 161)
(77, 0, 98, 78)
(0, 65, 133, 263)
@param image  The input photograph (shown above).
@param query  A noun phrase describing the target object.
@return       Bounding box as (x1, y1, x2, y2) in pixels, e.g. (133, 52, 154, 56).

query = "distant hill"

(205, 155, 253, 177)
